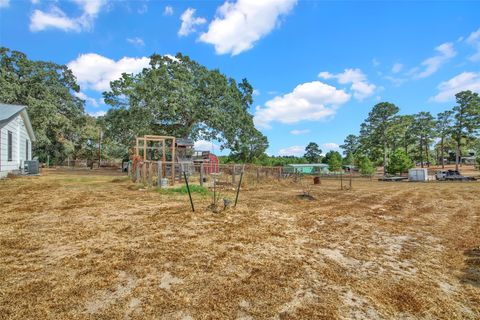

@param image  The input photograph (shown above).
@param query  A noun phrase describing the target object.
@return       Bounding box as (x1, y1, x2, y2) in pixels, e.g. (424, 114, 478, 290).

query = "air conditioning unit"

(24, 160, 39, 174)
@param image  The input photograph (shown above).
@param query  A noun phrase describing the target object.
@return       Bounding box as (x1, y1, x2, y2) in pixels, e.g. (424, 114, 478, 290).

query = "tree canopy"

(359, 102, 399, 173)
(304, 142, 322, 163)
(103, 53, 267, 160)
(0, 47, 86, 163)
(341, 90, 480, 175)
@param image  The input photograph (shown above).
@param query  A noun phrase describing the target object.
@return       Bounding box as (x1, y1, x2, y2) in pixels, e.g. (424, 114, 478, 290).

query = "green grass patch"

(157, 184, 210, 196)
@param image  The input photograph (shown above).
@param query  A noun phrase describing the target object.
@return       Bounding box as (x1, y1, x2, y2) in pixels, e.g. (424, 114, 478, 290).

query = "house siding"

(0, 114, 32, 177)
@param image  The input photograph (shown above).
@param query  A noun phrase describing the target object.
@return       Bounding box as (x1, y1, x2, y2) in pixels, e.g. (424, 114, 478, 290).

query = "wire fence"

(127, 161, 375, 188)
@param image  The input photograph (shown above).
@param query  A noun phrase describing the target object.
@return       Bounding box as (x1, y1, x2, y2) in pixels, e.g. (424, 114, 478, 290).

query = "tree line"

(0, 48, 268, 164)
(223, 91, 480, 175)
(1, 47, 478, 171)
(341, 91, 480, 175)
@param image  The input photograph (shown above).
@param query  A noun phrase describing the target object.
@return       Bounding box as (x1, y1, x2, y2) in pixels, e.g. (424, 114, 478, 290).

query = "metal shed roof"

(176, 138, 194, 146)
(286, 163, 329, 167)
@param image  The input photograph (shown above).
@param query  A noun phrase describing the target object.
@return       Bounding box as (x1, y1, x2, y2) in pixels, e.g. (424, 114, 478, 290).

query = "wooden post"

(340, 172, 343, 190)
(157, 161, 162, 186)
(213, 173, 217, 205)
(136, 163, 140, 182)
(200, 163, 204, 187)
(143, 137, 147, 162)
(149, 162, 154, 186)
(171, 138, 176, 186)
(162, 140, 166, 181)
(142, 162, 146, 184)
(256, 167, 259, 183)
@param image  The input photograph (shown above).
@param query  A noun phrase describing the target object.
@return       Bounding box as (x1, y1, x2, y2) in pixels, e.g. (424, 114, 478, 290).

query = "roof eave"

(20, 109, 36, 142)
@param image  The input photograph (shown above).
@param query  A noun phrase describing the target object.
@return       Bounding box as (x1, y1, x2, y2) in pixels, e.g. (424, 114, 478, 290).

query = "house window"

(26, 139, 29, 160)
(7, 131, 13, 161)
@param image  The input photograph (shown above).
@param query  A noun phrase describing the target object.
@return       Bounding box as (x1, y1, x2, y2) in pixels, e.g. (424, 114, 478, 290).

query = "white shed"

(408, 168, 428, 182)
(0, 103, 36, 178)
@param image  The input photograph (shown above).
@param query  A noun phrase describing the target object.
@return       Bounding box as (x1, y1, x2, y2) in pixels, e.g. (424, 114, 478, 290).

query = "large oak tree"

(0, 47, 86, 163)
(103, 53, 267, 160)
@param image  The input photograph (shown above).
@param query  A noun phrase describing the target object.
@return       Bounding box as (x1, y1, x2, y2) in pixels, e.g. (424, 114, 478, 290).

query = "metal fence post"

(200, 163, 204, 187)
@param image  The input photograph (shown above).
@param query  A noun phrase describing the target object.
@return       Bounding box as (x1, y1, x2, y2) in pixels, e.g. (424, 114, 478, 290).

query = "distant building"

(0, 104, 36, 178)
(284, 163, 330, 174)
(461, 150, 477, 165)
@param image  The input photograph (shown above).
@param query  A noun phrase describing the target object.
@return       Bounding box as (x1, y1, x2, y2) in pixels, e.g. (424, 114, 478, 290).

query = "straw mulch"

(0, 170, 479, 319)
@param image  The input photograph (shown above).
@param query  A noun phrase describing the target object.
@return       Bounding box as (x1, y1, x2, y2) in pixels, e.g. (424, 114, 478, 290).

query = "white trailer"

(408, 168, 428, 182)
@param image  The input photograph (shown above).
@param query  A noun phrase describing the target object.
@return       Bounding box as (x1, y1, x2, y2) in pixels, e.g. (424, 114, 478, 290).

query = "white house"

(0, 103, 36, 178)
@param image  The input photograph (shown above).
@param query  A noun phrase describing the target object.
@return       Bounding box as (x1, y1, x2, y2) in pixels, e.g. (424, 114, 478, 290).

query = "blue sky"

(1, 0, 479, 156)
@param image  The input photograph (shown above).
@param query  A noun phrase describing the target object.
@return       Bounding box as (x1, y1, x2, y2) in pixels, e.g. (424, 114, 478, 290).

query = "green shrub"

(358, 156, 375, 175)
(387, 149, 414, 175)
(158, 184, 210, 196)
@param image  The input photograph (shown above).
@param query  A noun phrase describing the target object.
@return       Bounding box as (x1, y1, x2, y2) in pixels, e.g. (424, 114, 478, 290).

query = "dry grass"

(0, 168, 479, 319)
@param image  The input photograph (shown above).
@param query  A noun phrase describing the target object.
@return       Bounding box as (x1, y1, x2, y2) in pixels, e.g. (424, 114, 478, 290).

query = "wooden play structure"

(134, 135, 176, 185)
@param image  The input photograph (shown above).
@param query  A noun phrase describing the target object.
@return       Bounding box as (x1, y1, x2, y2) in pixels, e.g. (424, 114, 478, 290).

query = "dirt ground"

(0, 169, 479, 319)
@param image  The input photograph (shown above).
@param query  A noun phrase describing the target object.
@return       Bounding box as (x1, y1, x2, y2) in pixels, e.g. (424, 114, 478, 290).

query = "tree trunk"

(441, 136, 445, 169)
(455, 139, 460, 171)
(425, 141, 429, 167)
(419, 138, 424, 168)
(383, 141, 387, 175)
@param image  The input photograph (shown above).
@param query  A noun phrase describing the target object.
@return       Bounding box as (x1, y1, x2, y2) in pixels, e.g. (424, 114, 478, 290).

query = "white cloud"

(68, 53, 150, 92)
(392, 63, 403, 74)
(254, 81, 351, 128)
(279, 145, 304, 157)
(0, 0, 10, 8)
(88, 110, 106, 118)
(164, 6, 173, 16)
(466, 28, 480, 62)
(290, 129, 310, 135)
(30, 7, 79, 32)
(127, 37, 145, 47)
(372, 58, 380, 67)
(431, 72, 480, 102)
(414, 42, 456, 78)
(252, 89, 260, 96)
(31, 0, 40, 4)
(178, 8, 206, 37)
(318, 68, 376, 101)
(322, 142, 340, 151)
(29, 0, 106, 32)
(194, 140, 220, 152)
(199, 0, 297, 55)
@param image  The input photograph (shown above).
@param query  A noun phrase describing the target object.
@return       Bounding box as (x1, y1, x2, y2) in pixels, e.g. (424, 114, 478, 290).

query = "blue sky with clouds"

(1, 0, 479, 156)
